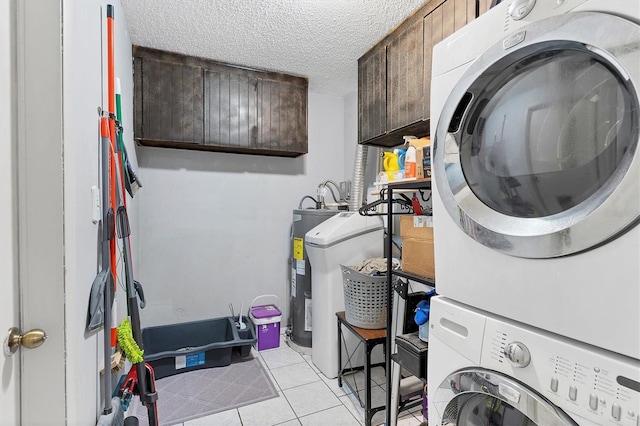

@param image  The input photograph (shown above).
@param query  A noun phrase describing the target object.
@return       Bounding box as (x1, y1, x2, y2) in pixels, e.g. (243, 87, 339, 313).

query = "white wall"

(62, 1, 137, 423)
(136, 92, 347, 329)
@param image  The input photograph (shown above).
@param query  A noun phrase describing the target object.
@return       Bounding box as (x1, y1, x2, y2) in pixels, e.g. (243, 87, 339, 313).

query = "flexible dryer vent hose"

(349, 144, 368, 211)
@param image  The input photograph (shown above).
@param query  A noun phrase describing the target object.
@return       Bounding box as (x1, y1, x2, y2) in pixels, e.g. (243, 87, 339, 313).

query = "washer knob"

(503, 342, 531, 367)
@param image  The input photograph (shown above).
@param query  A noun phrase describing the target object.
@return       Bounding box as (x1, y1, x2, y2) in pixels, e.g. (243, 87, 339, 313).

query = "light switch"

(91, 186, 100, 224)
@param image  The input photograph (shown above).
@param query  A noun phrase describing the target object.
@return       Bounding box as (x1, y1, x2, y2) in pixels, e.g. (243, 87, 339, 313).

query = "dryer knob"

(503, 342, 531, 367)
(508, 0, 536, 21)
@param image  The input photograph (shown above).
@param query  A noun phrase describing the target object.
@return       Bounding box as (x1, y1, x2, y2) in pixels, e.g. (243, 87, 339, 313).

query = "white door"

(1, 0, 67, 424)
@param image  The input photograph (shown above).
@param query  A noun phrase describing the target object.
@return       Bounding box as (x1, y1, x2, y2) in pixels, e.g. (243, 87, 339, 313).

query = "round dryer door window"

(432, 369, 578, 425)
(464, 49, 635, 218)
(433, 11, 640, 258)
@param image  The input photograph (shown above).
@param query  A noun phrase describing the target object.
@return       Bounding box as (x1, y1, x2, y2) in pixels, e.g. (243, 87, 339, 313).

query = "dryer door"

(432, 369, 578, 426)
(433, 11, 640, 258)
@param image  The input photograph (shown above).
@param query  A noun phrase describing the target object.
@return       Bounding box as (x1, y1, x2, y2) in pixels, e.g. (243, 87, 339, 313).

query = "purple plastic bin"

(250, 303, 282, 351)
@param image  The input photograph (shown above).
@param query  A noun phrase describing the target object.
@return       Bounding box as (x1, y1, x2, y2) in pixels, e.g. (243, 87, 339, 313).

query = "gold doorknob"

(4, 327, 47, 355)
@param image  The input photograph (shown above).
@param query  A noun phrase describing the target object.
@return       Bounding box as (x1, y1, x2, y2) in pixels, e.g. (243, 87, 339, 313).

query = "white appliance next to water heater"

(305, 212, 384, 379)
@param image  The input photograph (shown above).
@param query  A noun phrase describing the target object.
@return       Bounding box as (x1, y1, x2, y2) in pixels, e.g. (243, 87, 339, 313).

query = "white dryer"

(428, 296, 640, 426)
(430, 0, 640, 359)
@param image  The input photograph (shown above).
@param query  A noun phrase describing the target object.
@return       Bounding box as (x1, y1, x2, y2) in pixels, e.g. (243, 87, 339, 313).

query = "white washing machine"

(430, 0, 640, 359)
(427, 296, 640, 426)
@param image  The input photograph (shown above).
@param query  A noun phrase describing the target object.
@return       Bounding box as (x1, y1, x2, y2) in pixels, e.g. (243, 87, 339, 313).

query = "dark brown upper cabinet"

(387, 16, 424, 135)
(358, 45, 387, 143)
(133, 46, 308, 157)
(424, 0, 477, 120)
(358, 0, 478, 147)
(133, 53, 205, 145)
(478, 0, 494, 16)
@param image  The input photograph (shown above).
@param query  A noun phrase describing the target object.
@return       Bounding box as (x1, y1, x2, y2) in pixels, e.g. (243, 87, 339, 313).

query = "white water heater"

(290, 209, 337, 351)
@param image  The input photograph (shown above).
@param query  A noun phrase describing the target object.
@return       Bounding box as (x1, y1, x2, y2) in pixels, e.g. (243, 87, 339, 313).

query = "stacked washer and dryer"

(427, 1, 640, 425)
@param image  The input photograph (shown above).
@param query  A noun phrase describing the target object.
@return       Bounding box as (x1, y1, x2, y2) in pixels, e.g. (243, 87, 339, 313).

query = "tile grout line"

(270, 344, 364, 425)
(260, 341, 379, 426)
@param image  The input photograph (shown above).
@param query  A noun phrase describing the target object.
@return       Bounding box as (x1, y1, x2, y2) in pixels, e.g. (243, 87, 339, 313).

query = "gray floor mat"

(125, 355, 278, 425)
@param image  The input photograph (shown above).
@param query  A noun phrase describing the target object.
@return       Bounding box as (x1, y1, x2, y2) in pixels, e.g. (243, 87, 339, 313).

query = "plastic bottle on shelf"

(396, 149, 407, 172)
(404, 145, 417, 178)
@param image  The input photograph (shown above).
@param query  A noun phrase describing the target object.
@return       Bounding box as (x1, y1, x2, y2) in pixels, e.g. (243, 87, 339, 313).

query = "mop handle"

(107, 4, 117, 293)
(100, 116, 113, 416)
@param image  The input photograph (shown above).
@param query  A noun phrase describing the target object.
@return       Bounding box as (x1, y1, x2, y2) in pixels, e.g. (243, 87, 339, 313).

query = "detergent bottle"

(383, 151, 400, 180)
(403, 135, 417, 178)
(404, 145, 417, 178)
(396, 149, 407, 172)
(414, 299, 431, 342)
(414, 289, 436, 342)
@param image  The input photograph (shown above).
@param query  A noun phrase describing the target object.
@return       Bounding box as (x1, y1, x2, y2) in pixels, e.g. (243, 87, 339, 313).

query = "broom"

(108, 7, 158, 422)
(96, 118, 124, 426)
(115, 78, 142, 197)
(97, 6, 123, 425)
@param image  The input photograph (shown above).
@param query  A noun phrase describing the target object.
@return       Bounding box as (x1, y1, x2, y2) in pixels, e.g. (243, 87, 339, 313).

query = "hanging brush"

(117, 318, 144, 364)
(115, 78, 142, 198)
(99, 349, 126, 376)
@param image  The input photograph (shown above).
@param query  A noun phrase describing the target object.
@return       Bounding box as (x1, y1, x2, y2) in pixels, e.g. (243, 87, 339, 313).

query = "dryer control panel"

(481, 318, 640, 426)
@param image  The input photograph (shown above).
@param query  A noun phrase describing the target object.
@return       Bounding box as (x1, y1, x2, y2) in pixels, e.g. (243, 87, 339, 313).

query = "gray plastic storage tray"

(395, 331, 428, 381)
(142, 316, 256, 379)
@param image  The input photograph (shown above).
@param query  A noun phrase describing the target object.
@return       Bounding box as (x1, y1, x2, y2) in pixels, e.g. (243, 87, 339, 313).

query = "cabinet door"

(386, 17, 424, 133)
(443, 0, 478, 38)
(205, 73, 307, 155)
(258, 79, 308, 154)
(135, 57, 204, 144)
(478, 0, 492, 16)
(204, 70, 259, 149)
(358, 45, 386, 142)
(423, 5, 442, 122)
(423, 0, 476, 121)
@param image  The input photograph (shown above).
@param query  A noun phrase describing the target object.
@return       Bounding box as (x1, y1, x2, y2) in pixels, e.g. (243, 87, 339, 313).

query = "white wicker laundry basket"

(340, 265, 387, 329)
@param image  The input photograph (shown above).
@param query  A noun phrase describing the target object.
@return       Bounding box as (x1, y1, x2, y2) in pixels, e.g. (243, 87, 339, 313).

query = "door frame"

(16, 0, 67, 423)
(1, 0, 20, 423)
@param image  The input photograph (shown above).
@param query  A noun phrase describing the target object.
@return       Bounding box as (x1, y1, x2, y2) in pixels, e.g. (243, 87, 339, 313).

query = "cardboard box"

(400, 215, 435, 279)
(410, 137, 430, 179)
(400, 215, 433, 240)
(411, 137, 431, 150)
(402, 237, 435, 279)
(416, 146, 431, 179)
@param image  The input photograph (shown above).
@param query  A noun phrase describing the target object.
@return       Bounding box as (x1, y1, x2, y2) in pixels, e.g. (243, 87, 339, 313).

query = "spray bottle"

(403, 135, 417, 178)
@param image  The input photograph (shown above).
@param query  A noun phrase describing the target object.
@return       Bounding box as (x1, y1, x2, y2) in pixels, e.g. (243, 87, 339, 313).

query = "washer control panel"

(482, 317, 640, 426)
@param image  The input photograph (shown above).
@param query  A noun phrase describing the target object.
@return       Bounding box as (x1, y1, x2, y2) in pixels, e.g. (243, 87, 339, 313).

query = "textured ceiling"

(120, 0, 427, 97)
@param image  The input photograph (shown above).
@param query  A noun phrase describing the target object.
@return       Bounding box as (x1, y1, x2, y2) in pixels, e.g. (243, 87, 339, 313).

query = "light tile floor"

(178, 335, 425, 426)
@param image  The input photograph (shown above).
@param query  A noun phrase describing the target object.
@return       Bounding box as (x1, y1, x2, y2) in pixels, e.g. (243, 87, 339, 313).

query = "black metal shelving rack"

(384, 178, 435, 426)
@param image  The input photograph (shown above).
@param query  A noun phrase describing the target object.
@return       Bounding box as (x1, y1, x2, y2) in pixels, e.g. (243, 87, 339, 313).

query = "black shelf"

(384, 178, 433, 426)
(393, 270, 436, 286)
